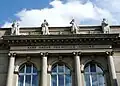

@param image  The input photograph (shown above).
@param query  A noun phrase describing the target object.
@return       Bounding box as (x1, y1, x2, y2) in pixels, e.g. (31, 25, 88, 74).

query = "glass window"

(84, 62, 105, 86)
(51, 63, 72, 86)
(18, 63, 38, 86)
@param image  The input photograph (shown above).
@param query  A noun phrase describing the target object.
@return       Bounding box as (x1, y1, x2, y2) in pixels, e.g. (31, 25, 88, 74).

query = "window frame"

(51, 63, 72, 86)
(18, 63, 38, 86)
(84, 62, 105, 86)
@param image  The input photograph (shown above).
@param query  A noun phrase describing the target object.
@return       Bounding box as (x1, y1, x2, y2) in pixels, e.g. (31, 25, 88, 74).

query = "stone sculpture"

(101, 18, 110, 33)
(70, 19, 79, 34)
(41, 20, 50, 35)
(11, 21, 20, 35)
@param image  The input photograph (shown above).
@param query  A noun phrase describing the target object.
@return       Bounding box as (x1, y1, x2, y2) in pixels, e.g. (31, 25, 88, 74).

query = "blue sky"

(1, 0, 120, 27)
(0, 0, 50, 26)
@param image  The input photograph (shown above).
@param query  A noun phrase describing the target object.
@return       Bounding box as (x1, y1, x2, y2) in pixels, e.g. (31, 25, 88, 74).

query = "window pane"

(25, 75, 31, 86)
(51, 75, 57, 86)
(98, 74, 105, 86)
(85, 66, 89, 72)
(26, 65, 32, 73)
(52, 64, 72, 86)
(58, 75, 64, 86)
(84, 74, 90, 86)
(20, 66, 25, 73)
(65, 74, 71, 86)
(84, 63, 105, 86)
(58, 65, 64, 73)
(90, 64, 96, 72)
(96, 66, 103, 73)
(91, 74, 98, 86)
(32, 75, 38, 86)
(65, 66, 70, 74)
(18, 75, 24, 86)
(33, 67, 37, 73)
(52, 66, 57, 73)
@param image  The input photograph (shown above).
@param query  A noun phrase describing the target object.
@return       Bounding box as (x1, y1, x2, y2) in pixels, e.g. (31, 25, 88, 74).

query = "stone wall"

(0, 50, 9, 86)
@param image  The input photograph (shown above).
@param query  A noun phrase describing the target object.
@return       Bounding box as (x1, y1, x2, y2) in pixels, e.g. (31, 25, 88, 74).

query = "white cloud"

(1, 0, 119, 28)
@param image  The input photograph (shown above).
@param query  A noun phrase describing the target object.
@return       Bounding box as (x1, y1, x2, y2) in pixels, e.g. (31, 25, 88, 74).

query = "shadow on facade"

(113, 79, 118, 86)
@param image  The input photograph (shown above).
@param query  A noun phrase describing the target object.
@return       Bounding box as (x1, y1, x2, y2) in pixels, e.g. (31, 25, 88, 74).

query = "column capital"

(40, 52, 48, 57)
(72, 52, 81, 56)
(106, 51, 114, 56)
(8, 53, 16, 57)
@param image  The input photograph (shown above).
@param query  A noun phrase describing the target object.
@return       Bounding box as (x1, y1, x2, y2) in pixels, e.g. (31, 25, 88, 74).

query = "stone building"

(0, 22, 120, 86)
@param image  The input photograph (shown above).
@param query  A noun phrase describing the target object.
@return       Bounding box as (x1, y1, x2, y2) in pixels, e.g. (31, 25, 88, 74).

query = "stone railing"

(19, 26, 102, 35)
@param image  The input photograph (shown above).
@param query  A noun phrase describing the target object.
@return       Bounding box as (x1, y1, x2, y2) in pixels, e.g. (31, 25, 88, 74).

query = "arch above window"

(84, 62, 103, 73)
(18, 63, 38, 86)
(84, 62, 105, 86)
(51, 63, 72, 86)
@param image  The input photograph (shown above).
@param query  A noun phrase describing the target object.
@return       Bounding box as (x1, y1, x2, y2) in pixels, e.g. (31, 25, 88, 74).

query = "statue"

(11, 21, 20, 35)
(70, 19, 79, 34)
(101, 18, 110, 33)
(41, 19, 50, 35)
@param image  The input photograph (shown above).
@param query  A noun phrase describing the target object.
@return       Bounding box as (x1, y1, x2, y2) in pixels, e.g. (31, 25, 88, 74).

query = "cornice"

(3, 34, 119, 39)
(2, 34, 119, 46)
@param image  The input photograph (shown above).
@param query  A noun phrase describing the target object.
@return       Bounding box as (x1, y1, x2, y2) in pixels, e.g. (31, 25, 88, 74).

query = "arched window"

(84, 62, 105, 86)
(51, 63, 72, 86)
(18, 63, 38, 86)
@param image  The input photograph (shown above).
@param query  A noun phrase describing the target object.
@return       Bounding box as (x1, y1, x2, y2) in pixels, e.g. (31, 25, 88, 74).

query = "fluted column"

(40, 52, 48, 86)
(6, 53, 16, 86)
(73, 52, 82, 86)
(106, 51, 118, 86)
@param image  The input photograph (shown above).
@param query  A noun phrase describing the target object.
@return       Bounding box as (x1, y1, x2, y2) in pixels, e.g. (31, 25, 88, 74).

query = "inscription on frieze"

(11, 45, 112, 50)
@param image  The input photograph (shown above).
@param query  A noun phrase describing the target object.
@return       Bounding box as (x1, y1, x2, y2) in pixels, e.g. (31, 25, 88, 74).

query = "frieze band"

(10, 45, 112, 50)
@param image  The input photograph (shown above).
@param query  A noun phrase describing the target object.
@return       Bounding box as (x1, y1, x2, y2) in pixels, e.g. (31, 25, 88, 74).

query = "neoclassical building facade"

(0, 21, 120, 86)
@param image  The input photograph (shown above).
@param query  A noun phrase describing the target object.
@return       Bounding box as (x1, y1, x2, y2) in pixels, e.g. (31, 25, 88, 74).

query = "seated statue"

(101, 18, 110, 33)
(11, 21, 20, 35)
(70, 19, 79, 34)
(41, 19, 50, 35)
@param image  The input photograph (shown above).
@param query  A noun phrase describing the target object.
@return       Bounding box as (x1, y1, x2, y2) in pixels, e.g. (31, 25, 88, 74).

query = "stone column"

(40, 52, 48, 86)
(73, 52, 82, 86)
(106, 51, 118, 86)
(6, 53, 16, 86)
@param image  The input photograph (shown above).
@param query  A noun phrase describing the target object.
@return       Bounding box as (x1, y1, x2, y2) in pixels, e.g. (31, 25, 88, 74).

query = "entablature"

(2, 34, 119, 46)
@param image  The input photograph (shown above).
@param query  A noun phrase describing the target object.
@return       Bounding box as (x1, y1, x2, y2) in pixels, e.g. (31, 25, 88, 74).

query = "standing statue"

(11, 21, 20, 35)
(101, 18, 110, 33)
(41, 19, 50, 35)
(70, 19, 79, 34)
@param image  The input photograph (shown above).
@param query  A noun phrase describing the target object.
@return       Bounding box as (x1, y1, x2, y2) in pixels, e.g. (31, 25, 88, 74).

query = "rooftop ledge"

(1, 25, 120, 30)
(3, 34, 119, 40)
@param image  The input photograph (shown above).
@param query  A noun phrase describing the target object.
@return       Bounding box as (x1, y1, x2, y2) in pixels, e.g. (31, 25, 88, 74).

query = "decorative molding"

(91, 55, 96, 60)
(47, 64, 52, 73)
(14, 65, 19, 74)
(3, 34, 119, 46)
(81, 64, 84, 73)
(58, 56, 63, 61)
(26, 56, 31, 62)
